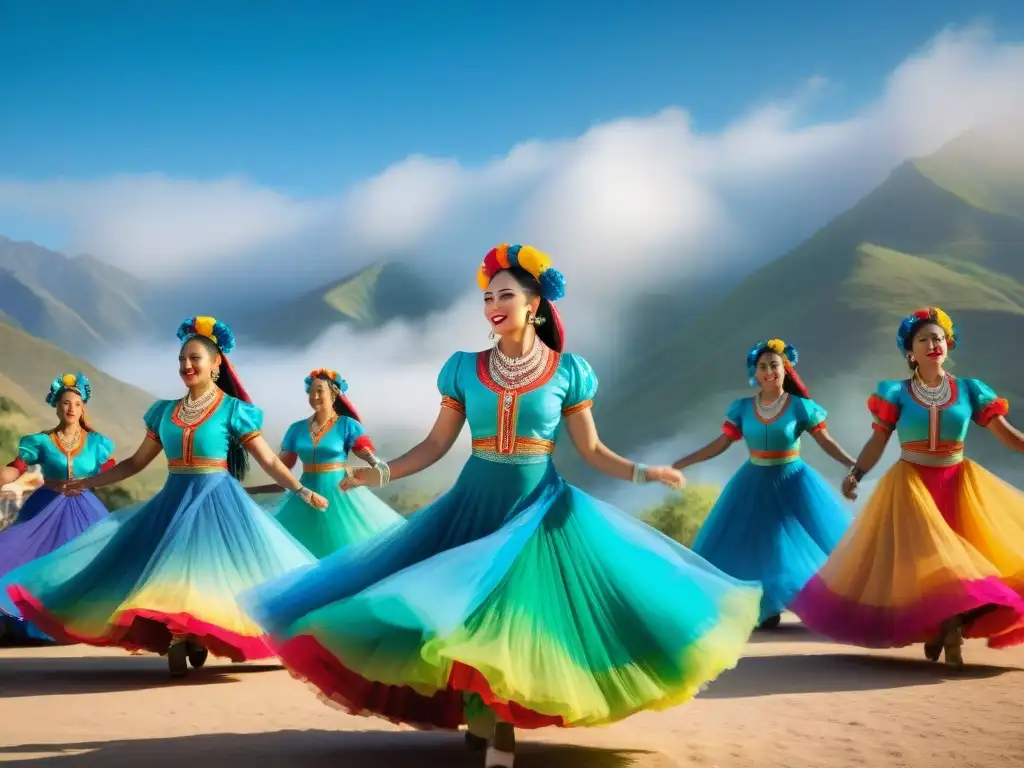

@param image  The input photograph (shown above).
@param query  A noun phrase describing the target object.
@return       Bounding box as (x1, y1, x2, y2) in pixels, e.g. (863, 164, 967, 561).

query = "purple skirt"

(0, 488, 108, 643)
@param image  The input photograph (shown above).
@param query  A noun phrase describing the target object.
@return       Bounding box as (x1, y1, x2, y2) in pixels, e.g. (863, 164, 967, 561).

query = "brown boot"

(924, 632, 943, 662)
(485, 721, 516, 767)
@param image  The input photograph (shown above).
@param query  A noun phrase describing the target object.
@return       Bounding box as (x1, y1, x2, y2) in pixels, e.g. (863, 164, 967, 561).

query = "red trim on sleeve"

(808, 421, 827, 434)
(722, 421, 742, 442)
(867, 394, 899, 430)
(975, 398, 1009, 427)
(6, 457, 27, 473)
(100, 458, 116, 472)
(351, 434, 376, 454)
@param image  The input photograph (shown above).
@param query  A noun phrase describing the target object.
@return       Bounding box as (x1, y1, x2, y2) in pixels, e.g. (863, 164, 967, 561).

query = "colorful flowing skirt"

(243, 456, 762, 730)
(1, 472, 315, 660)
(692, 459, 852, 622)
(0, 488, 109, 643)
(264, 470, 406, 559)
(791, 459, 1024, 649)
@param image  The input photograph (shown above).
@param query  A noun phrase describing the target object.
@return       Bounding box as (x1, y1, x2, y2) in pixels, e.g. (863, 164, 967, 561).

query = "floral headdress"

(46, 372, 91, 407)
(176, 315, 236, 354)
(746, 338, 799, 386)
(477, 243, 566, 302)
(304, 368, 348, 394)
(896, 307, 957, 352)
(305, 367, 362, 422)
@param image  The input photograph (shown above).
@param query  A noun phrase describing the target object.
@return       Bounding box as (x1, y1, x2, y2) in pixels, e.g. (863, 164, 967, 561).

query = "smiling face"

(483, 270, 541, 337)
(755, 351, 786, 392)
(178, 337, 221, 389)
(910, 322, 948, 367)
(308, 377, 336, 413)
(57, 390, 84, 427)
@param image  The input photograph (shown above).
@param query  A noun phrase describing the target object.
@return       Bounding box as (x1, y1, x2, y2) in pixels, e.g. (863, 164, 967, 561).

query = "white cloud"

(10, 25, 1024, 487)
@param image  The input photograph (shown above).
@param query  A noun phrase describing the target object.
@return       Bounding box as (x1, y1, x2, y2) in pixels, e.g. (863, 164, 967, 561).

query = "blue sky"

(4, 0, 1023, 199)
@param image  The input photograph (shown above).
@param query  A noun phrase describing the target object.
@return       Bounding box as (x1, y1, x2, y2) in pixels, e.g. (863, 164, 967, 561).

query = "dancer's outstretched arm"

(564, 408, 684, 488)
(987, 416, 1024, 453)
(245, 435, 327, 509)
(341, 407, 466, 489)
(245, 451, 298, 494)
(0, 464, 22, 488)
(841, 430, 890, 500)
(59, 438, 162, 493)
(672, 435, 732, 471)
(810, 428, 856, 469)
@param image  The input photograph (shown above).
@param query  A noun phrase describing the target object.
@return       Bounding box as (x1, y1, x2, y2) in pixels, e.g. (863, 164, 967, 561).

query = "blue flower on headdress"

(746, 338, 799, 386)
(176, 316, 236, 355)
(539, 268, 567, 302)
(304, 368, 348, 394)
(46, 372, 92, 407)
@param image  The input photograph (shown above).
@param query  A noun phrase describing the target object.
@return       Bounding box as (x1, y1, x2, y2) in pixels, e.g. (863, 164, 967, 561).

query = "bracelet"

(373, 460, 392, 486)
(847, 466, 865, 483)
(631, 463, 648, 484)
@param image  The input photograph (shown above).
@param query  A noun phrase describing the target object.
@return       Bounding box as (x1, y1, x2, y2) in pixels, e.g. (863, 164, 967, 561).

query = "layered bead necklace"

(911, 372, 952, 408)
(54, 427, 81, 452)
(178, 387, 219, 425)
(755, 391, 788, 419)
(489, 339, 550, 391)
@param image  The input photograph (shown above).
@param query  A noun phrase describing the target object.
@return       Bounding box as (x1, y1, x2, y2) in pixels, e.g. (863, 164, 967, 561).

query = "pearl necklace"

(756, 392, 788, 419)
(178, 387, 218, 425)
(912, 373, 952, 408)
(55, 428, 81, 452)
(489, 341, 550, 390)
(308, 413, 337, 442)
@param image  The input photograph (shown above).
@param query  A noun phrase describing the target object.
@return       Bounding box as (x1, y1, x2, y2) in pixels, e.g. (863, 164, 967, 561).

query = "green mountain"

(580, 130, 1024, 476)
(0, 319, 166, 502)
(0, 237, 157, 354)
(239, 260, 448, 345)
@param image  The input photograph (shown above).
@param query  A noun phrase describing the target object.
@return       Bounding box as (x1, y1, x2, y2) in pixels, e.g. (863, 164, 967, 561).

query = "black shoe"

(167, 641, 188, 678)
(187, 644, 209, 669)
(757, 614, 782, 630)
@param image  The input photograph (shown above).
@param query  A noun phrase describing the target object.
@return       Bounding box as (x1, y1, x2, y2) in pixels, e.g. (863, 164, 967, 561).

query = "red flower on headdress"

(913, 308, 931, 321)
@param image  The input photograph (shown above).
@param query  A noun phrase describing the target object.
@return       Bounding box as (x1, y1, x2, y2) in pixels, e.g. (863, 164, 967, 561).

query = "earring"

(212, 367, 221, 382)
(488, 330, 496, 341)
(526, 312, 535, 326)
(533, 314, 547, 327)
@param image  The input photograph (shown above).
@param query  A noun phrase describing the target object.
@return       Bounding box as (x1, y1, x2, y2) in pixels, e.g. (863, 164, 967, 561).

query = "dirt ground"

(2, 617, 1022, 767)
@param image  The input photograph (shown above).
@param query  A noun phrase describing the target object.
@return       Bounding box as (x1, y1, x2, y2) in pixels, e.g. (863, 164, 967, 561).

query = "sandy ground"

(2, 617, 1023, 768)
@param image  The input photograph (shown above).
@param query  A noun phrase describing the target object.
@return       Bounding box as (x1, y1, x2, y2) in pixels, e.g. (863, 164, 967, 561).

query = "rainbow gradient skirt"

(1, 472, 314, 660)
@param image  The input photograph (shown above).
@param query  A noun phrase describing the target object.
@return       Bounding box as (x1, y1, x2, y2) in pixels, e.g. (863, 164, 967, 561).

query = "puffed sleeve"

(722, 399, 745, 442)
(437, 352, 467, 415)
(867, 380, 903, 435)
(797, 397, 828, 435)
(964, 378, 1009, 427)
(143, 401, 166, 445)
(562, 353, 599, 416)
(343, 417, 376, 455)
(91, 433, 116, 464)
(228, 399, 264, 445)
(280, 421, 301, 453)
(16, 434, 43, 465)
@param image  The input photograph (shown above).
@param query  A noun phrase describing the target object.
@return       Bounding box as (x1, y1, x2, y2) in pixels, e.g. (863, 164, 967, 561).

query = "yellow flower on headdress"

(193, 316, 217, 341)
(61, 373, 78, 387)
(765, 338, 787, 356)
(931, 307, 954, 339)
(515, 245, 551, 279)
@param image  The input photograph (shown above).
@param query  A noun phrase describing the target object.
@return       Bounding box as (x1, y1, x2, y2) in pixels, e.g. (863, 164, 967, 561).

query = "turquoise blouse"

(437, 349, 598, 464)
(280, 415, 372, 474)
(144, 391, 263, 472)
(17, 431, 115, 481)
(722, 395, 827, 466)
(867, 376, 1008, 466)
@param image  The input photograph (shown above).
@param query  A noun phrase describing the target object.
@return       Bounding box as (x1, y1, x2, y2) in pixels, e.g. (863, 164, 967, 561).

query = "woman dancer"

(792, 307, 1024, 667)
(246, 368, 405, 558)
(0, 317, 324, 676)
(673, 339, 855, 629)
(0, 374, 114, 642)
(244, 244, 762, 768)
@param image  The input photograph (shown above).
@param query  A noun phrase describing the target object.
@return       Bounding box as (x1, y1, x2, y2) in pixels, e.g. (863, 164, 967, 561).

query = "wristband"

(631, 463, 648, 484)
(848, 466, 865, 483)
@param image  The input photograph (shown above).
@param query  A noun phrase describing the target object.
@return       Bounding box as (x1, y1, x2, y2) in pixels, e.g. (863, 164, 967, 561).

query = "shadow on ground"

(700, 652, 1020, 699)
(0, 730, 673, 767)
(0, 652, 279, 698)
